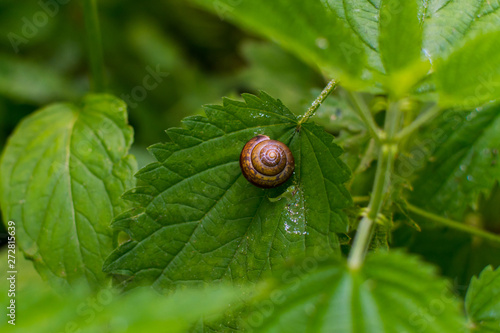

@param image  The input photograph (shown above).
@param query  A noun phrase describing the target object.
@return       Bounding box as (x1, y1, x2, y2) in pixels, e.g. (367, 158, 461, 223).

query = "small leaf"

(411, 104, 500, 219)
(379, 0, 428, 95)
(245, 251, 466, 332)
(103, 92, 352, 291)
(0, 249, 242, 333)
(0, 94, 137, 289)
(190, 0, 367, 88)
(466, 265, 500, 332)
(434, 30, 500, 108)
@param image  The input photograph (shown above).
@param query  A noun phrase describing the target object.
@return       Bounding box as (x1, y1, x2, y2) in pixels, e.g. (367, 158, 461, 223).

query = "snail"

(239, 135, 295, 188)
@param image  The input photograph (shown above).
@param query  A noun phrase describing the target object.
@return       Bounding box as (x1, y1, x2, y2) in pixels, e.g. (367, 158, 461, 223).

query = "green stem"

(348, 138, 376, 190)
(348, 101, 401, 270)
(298, 79, 338, 126)
(353, 196, 370, 204)
(407, 203, 500, 244)
(347, 91, 383, 143)
(83, 0, 105, 92)
(395, 104, 441, 140)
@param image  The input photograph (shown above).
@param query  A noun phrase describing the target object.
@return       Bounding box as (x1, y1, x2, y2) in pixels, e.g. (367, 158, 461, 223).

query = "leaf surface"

(0, 94, 136, 289)
(379, 0, 428, 94)
(190, 0, 368, 88)
(247, 251, 466, 332)
(410, 104, 500, 219)
(466, 265, 500, 332)
(434, 30, 500, 108)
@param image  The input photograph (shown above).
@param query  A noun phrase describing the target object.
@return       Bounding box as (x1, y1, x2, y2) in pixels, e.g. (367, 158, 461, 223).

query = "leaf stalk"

(348, 100, 401, 270)
(298, 79, 338, 126)
(395, 103, 442, 140)
(406, 203, 500, 244)
(347, 90, 383, 143)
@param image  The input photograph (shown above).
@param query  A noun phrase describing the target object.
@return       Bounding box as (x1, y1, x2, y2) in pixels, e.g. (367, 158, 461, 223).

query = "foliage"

(1, 0, 500, 332)
(466, 265, 500, 332)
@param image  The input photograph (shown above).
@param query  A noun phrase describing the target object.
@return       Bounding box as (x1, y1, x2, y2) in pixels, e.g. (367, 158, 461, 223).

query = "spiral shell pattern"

(239, 135, 295, 188)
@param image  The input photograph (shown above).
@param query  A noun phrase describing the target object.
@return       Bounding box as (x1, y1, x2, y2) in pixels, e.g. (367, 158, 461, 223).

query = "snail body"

(240, 135, 295, 188)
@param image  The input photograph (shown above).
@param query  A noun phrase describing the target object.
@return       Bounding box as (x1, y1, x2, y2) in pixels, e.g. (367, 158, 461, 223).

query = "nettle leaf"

(423, 0, 485, 59)
(191, 0, 367, 89)
(411, 104, 500, 219)
(434, 30, 500, 108)
(103, 92, 352, 290)
(0, 251, 243, 333)
(0, 94, 137, 289)
(244, 251, 465, 332)
(471, 1, 500, 36)
(379, 0, 428, 95)
(323, 0, 383, 72)
(466, 265, 500, 332)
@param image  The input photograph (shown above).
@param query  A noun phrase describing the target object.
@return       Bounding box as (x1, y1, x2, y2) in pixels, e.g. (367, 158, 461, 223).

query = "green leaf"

(342, 0, 380, 52)
(244, 251, 465, 332)
(410, 104, 500, 219)
(434, 30, 500, 108)
(190, 0, 367, 88)
(379, 0, 428, 95)
(471, 1, 500, 37)
(0, 247, 242, 333)
(423, 0, 485, 59)
(466, 265, 500, 332)
(0, 94, 137, 289)
(103, 92, 352, 290)
(322, 0, 384, 74)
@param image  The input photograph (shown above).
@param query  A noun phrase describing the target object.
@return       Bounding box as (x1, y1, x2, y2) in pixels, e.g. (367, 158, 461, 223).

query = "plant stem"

(298, 79, 338, 126)
(347, 90, 382, 143)
(395, 104, 441, 140)
(348, 138, 376, 190)
(83, 0, 105, 92)
(353, 196, 500, 243)
(406, 203, 500, 244)
(348, 101, 401, 270)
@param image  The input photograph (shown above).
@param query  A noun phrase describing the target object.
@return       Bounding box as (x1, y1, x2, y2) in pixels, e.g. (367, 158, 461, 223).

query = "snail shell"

(239, 135, 295, 188)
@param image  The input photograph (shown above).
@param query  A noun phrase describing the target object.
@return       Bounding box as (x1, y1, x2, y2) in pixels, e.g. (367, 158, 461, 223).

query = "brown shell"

(239, 135, 295, 188)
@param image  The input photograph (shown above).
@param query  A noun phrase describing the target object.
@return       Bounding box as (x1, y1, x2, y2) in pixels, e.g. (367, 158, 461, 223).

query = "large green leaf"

(103, 92, 352, 290)
(466, 265, 500, 332)
(410, 104, 500, 219)
(0, 247, 242, 333)
(244, 251, 466, 332)
(0, 94, 137, 289)
(434, 30, 500, 108)
(190, 0, 367, 89)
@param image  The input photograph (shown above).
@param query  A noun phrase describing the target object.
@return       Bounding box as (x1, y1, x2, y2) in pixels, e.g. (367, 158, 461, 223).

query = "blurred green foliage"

(0, 0, 323, 154)
(1, 1, 500, 331)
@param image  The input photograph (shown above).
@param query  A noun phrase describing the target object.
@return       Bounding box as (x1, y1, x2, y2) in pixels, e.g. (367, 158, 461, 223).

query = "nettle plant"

(2, 0, 500, 332)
